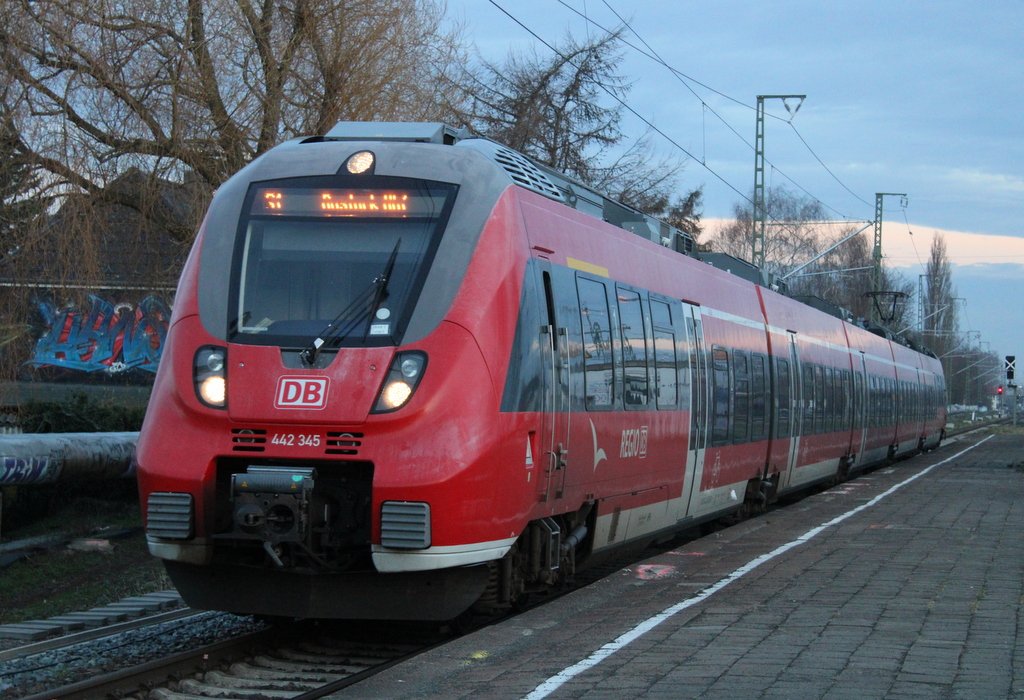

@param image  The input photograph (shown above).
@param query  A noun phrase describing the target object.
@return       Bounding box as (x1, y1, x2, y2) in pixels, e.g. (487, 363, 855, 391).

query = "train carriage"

(137, 122, 946, 621)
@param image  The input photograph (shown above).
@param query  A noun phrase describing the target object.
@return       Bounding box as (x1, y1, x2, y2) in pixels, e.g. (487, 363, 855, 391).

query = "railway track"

(16, 619, 440, 700)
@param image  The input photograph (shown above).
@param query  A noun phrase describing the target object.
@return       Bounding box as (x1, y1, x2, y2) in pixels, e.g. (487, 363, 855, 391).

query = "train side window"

(883, 378, 890, 424)
(654, 331, 677, 408)
(617, 289, 648, 408)
(650, 299, 672, 328)
(853, 370, 863, 429)
(578, 278, 614, 410)
(677, 311, 691, 392)
(733, 350, 750, 443)
(824, 367, 835, 433)
(882, 376, 890, 425)
(842, 370, 852, 429)
(712, 346, 731, 446)
(814, 365, 825, 434)
(836, 371, 843, 428)
(776, 358, 791, 438)
(802, 364, 815, 435)
(751, 354, 767, 440)
(650, 298, 678, 410)
(869, 375, 877, 427)
(833, 368, 843, 430)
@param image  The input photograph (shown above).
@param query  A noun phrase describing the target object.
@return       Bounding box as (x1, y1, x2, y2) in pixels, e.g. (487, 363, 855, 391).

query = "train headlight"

(200, 376, 226, 405)
(383, 381, 412, 408)
(372, 351, 427, 413)
(194, 346, 227, 409)
(346, 150, 375, 174)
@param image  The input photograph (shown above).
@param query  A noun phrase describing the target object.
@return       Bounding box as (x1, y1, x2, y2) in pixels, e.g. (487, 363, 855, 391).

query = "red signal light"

(998, 386, 1004, 394)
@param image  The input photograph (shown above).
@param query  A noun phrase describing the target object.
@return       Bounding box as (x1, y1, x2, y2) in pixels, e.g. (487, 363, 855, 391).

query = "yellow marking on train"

(566, 257, 609, 277)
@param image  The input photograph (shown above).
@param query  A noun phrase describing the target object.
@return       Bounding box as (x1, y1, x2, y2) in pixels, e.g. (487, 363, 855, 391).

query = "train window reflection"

(712, 346, 730, 445)
(617, 289, 648, 408)
(232, 180, 455, 346)
(654, 331, 677, 408)
(578, 278, 614, 409)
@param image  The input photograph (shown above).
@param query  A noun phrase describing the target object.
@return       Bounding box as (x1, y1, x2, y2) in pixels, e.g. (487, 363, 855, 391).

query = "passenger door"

(779, 332, 801, 490)
(679, 303, 708, 519)
(855, 353, 869, 467)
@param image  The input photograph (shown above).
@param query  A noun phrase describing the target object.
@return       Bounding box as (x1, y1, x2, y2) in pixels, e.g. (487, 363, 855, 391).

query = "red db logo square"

(275, 377, 329, 409)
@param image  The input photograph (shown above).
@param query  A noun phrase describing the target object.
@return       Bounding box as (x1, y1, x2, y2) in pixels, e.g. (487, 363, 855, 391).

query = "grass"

(0, 487, 171, 626)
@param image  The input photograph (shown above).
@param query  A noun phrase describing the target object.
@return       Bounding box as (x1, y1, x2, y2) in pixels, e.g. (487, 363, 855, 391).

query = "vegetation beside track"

(0, 484, 167, 628)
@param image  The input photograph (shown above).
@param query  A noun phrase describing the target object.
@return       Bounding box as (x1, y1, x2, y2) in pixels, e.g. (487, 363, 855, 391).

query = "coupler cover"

(230, 466, 315, 543)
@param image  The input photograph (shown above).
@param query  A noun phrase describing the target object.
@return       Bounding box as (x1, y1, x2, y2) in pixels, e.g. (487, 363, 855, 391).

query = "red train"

(137, 122, 946, 620)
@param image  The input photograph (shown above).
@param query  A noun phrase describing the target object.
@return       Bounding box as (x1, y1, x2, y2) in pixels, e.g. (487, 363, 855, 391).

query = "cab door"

(538, 263, 572, 501)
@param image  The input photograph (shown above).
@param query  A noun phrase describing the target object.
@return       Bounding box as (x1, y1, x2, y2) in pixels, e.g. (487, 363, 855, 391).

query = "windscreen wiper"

(300, 239, 401, 366)
(362, 239, 401, 341)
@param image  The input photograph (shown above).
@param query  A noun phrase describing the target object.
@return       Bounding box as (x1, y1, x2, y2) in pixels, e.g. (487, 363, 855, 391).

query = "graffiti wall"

(24, 295, 171, 380)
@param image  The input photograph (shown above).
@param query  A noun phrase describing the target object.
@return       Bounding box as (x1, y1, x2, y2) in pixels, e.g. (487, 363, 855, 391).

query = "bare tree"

(717, 186, 915, 326)
(0, 0, 465, 240)
(456, 29, 702, 237)
(0, 87, 41, 263)
(0, 0, 465, 382)
(922, 233, 959, 352)
(715, 185, 825, 271)
(459, 30, 626, 183)
(663, 187, 704, 244)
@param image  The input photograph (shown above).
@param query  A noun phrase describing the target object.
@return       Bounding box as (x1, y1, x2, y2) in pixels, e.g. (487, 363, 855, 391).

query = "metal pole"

(871, 193, 906, 324)
(753, 94, 805, 269)
(753, 97, 766, 267)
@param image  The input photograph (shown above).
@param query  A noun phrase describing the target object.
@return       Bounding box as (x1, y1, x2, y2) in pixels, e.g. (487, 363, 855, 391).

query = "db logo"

(275, 377, 329, 409)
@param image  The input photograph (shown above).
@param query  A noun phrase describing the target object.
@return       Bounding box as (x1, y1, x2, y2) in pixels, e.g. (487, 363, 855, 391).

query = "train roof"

(300, 122, 935, 359)
(317, 122, 698, 258)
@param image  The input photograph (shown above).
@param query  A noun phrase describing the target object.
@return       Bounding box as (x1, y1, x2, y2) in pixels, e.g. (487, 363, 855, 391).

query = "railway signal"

(1006, 355, 1016, 380)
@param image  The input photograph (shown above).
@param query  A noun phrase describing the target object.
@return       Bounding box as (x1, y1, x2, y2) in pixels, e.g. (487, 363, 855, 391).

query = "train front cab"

(137, 136, 541, 620)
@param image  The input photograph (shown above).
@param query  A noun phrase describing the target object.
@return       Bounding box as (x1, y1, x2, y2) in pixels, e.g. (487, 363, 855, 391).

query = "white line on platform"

(523, 436, 994, 700)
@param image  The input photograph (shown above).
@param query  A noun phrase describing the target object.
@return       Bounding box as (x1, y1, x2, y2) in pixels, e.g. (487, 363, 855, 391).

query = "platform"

(335, 428, 1024, 699)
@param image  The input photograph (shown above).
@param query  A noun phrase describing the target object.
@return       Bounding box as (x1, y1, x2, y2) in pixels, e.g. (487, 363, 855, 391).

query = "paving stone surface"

(336, 430, 1024, 699)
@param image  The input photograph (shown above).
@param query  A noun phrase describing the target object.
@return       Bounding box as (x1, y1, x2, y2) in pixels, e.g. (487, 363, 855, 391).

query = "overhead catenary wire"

(554, 0, 870, 221)
(900, 206, 925, 268)
(786, 122, 874, 208)
(489, 0, 868, 232)
(485, 0, 754, 207)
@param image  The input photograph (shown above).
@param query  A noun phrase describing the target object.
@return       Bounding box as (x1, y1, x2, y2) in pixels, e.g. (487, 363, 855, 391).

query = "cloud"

(878, 225, 1024, 268)
(701, 219, 1024, 269)
(941, 169, 1024, 197)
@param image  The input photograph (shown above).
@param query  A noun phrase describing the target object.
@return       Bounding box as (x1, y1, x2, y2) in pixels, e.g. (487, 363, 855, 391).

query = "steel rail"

(0, 608, 199, 663)
(19, 626, 281, 700)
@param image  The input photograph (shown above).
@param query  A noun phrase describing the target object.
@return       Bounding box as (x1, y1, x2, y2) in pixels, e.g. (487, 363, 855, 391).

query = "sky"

(451, 0, 1024, 364)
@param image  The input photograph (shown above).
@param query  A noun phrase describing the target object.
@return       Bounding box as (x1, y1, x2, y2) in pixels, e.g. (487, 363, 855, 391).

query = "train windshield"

(230, 176, 457, 347)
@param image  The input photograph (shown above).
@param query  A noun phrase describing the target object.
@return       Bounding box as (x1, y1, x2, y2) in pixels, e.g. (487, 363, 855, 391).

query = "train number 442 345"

(271, 433, 321, 447)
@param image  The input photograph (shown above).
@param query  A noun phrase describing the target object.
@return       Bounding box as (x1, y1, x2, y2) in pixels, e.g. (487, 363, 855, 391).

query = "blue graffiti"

(27, 295, 171, 374)
(0, 456, 59, 484)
